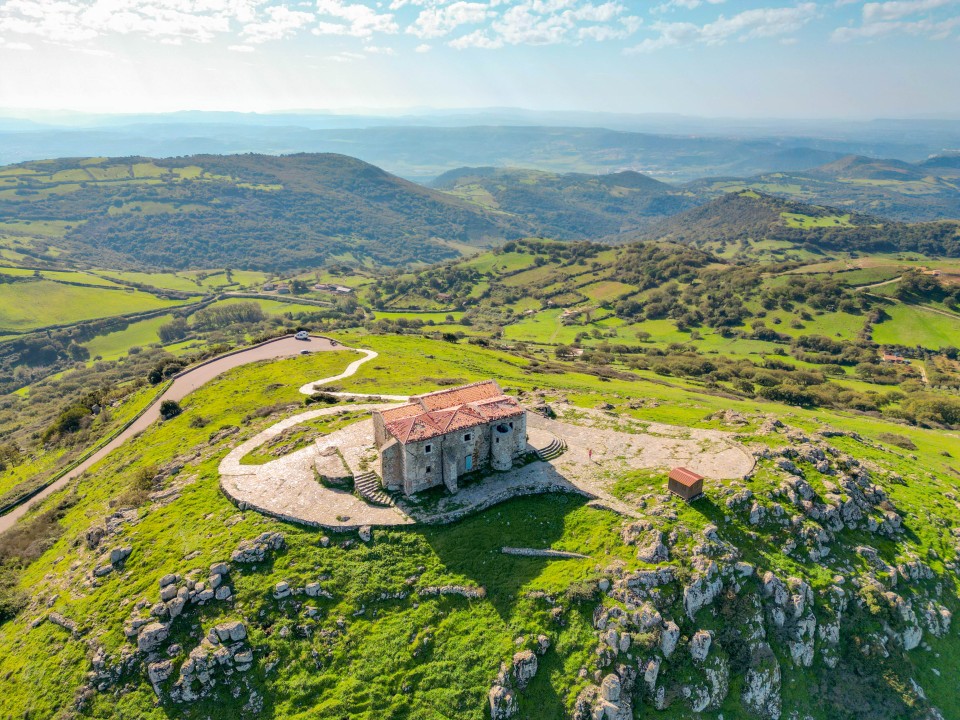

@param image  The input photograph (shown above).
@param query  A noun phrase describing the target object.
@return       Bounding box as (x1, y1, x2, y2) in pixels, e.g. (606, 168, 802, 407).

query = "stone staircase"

(354, 471, 395, 507)
(537, 437, 567, 462)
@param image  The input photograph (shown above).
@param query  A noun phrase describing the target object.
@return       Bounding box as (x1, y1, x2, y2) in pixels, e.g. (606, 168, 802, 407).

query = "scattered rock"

(512, 650, 538, 690)
(489, 685, 518, 719)
(137, 623, 169, 653)
(232, 532, 285, 563)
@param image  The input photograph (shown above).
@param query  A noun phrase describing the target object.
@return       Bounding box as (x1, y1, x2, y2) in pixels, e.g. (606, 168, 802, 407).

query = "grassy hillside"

(632, 190, 960, 260)
(693, 154, 960, 223)
(1, 334, 960, 719)
(433, 167, 698, 239)
(0, 154, 535, 270)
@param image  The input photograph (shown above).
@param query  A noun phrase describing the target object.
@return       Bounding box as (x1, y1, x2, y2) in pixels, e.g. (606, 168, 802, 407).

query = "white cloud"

(242, 5, 313, 43)
(313, 0, 398, 36)
(326, 49, 366, 60)
(448, 27, 503, 48)
(863, 0, 956, 22)
(415, 41, 431, 50)
(228, 43, 255, 50)
(653, 0, 724, 14)
(627, 3, 818, 52)
(833, 13, 960, 38)
(407, 1, 491, 39)
(364, 43, 395, 53)
(833, 0, 960, 39)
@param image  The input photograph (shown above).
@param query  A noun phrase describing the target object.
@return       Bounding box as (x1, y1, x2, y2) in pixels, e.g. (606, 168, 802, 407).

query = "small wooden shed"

(668, 467, 704, 501)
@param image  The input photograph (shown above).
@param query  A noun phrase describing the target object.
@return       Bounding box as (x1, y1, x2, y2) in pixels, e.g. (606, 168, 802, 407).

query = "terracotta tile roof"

(413, 380, 504, 411)
(379, 404, 424, 423)
(669, 467, 704, 486)
(380, 381, 524, 445)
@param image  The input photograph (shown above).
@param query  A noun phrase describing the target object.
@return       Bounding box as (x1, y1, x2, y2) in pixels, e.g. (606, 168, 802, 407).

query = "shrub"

(159, 400, 182, 420)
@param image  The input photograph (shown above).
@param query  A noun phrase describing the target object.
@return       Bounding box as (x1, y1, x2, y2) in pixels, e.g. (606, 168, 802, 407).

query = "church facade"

(371, 380, 527, 496)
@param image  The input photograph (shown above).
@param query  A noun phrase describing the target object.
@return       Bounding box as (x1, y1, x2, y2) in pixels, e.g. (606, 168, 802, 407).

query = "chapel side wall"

(372, 412, 388, 448)
(380, 440, 404, 490)
(402, 438, 445, 495)
(441, 427, 485, 478)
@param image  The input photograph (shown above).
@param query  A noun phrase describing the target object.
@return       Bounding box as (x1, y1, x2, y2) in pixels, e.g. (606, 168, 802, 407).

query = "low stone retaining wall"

(501, 547, 590, 559)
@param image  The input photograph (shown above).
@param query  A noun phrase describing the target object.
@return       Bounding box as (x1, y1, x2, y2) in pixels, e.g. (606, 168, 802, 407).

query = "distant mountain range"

(4, 114, 957, 182)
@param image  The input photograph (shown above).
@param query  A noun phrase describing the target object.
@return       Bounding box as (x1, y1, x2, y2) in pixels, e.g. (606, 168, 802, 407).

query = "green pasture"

(0, 281, 192, 332)
(82, 314, 177, 361)
(872, 303, 960, 349)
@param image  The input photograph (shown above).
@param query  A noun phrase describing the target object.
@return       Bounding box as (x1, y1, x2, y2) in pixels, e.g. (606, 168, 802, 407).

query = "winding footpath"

(0, 335, 375, 534)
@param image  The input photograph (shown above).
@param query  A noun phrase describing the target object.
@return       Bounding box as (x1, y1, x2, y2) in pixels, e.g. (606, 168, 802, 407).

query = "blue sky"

(1, 0, 958, 117)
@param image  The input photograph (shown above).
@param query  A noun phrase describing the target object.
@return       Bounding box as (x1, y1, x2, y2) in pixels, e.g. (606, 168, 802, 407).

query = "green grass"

(577, 280, 635, 303)
(4, 333, 960, 717)
(82, 314, 177, 361)
(0, 281, 194, 332)
(781, 212, 853, 229)
(205, 297, 328, 316)
(872, 303, 960, 349)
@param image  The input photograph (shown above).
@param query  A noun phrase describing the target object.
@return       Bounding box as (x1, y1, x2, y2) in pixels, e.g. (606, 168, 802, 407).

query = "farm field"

(0, 281, 193, 332)
(871, 303, 960, 349)
(82, 314, 177, 361)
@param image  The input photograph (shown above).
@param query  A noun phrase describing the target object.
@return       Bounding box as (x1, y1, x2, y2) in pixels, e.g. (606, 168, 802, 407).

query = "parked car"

(294, 331, 309, 340)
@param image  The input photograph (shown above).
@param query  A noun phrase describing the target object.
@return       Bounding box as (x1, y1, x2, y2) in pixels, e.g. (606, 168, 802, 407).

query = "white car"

(294, 331, 309, 340)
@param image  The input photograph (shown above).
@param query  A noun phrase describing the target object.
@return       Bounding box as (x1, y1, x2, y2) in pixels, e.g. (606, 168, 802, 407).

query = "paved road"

(0, 335, 344, 534)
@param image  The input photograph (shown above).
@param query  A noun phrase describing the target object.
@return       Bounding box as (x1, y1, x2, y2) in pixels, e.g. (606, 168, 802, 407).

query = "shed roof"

(668, 467, 704, 486)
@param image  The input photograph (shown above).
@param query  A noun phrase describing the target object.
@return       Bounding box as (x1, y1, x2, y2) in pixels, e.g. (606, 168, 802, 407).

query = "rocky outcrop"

(167, 621, 255, 702)
(742, 647, 782, 720)
(489, 684, 517, 719)
(690, 630, 712, 662)
(231, 531, 285, 563)
(512, 650, 538, 690)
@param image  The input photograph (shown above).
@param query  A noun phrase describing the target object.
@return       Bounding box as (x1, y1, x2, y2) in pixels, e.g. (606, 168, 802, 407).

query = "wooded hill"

(432, 166, 698, 239)
(0, 154, 535, 270)
(691, 153, 960, 222)
(634, 190, 960, 257)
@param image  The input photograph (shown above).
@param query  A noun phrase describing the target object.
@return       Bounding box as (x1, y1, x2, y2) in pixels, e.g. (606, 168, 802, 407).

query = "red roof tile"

(380, 381, 523, 444)
(669, 467, 704, 486)
(413, 380, 503, 411)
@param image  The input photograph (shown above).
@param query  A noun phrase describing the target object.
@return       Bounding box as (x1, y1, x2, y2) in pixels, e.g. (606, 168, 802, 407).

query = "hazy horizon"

(2, 0, 960, 119)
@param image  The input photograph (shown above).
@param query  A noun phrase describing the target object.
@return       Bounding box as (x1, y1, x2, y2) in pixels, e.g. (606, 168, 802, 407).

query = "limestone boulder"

(600, 674, 621, 703)
(489, 685, 518, 719)
(660, 620, 680, 658)
(512, 650, 538, 690)
(690, 630, 712, 662)
(137, 623, 169, 653)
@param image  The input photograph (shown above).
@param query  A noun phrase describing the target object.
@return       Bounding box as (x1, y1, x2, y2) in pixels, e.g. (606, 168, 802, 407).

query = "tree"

(159, 400, 182, 420)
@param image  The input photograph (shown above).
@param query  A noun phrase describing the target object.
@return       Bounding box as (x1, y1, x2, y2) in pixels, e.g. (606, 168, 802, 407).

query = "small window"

(464, 433, 472, 442)
(425, 444, 432, 454)
(426, 466, 432, 474)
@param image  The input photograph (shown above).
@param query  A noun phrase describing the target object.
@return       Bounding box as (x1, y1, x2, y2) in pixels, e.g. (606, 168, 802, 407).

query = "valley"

(1, 152, 960, 720)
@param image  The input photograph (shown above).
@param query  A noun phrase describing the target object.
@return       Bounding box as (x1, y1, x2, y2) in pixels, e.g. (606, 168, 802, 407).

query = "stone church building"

(372, 380, 527, 496)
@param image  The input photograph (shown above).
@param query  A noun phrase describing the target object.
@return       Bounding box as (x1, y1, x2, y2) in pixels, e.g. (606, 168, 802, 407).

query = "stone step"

(354, 471, 395, 507)
(537, 438, 567, 462)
